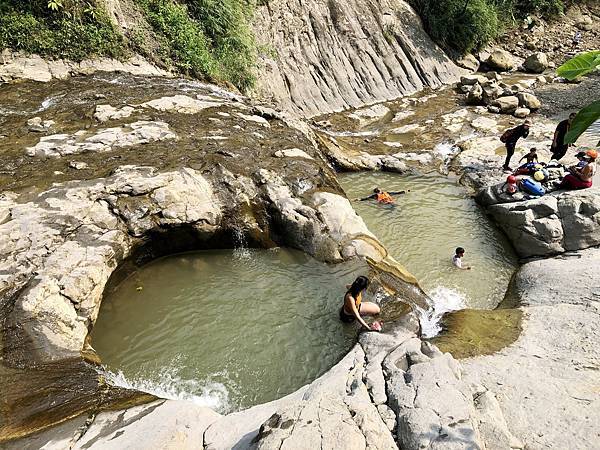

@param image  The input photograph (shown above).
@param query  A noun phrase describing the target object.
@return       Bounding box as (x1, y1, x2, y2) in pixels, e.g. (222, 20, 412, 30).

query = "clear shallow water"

(91, 248, 363, 413)
(339, 172, 518, 326)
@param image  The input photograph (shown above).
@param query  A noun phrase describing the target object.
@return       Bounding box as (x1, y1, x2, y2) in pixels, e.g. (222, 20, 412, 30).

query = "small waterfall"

(417, 287, 466, 338)
(232, 223, 251, 260)
(103, 364, 233, 413)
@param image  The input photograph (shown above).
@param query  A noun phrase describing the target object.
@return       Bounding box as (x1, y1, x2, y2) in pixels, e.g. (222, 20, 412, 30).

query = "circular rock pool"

(91, 248, 363, 413)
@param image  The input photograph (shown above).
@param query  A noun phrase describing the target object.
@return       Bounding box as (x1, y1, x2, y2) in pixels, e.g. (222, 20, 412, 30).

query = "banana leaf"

(557, 50, 600, 80)
(565, 100, 600, 144)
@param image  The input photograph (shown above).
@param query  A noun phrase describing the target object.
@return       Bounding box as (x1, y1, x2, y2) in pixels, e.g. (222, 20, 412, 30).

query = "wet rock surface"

(0, 74, 402, 444)
(462, 248, 600, 450)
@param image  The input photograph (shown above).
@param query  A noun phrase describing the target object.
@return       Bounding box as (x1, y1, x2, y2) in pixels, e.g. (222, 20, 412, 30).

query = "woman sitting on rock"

(559, 149, 597, 190)
(339, 276, 380, 330)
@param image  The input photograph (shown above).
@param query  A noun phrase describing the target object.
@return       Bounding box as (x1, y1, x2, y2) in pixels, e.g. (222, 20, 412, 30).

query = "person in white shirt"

(452, 247, 471, 270)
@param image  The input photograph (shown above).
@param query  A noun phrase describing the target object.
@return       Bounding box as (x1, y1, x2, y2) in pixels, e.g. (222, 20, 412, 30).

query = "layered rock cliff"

(253, 0, 463, 117)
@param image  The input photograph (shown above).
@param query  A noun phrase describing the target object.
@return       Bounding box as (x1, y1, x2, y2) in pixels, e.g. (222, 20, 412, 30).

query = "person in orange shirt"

(355, 187, 409, 204)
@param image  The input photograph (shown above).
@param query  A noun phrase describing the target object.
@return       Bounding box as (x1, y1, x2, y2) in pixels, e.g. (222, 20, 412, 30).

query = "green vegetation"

(0, 0, 258, 91)
(134, 0, 257, 91)
(410, 0, 566, 54)
(0, 0, 124, 60)
(557, 51, 600, 143)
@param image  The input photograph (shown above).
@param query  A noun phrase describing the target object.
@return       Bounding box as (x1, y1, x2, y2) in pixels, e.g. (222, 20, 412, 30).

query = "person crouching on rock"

(354, 187, 409, 204)
(339, 276, 380, 330)
(519, 147, 539, 165)
(559, 149, 597, 190)
(500, 119, 531, 171)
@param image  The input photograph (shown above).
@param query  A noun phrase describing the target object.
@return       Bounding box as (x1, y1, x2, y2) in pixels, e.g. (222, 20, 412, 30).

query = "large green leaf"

(565, 100, 600, 144)
(557, 50, 600, 80)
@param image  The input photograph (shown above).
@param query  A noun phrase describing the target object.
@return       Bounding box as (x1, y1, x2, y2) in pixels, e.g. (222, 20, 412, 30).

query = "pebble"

(69, 161, 88, 170)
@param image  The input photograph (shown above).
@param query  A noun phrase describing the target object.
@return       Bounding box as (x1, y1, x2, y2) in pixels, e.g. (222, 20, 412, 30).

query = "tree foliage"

(136, 0, 256, 91)
(557, 51, 600, 144)
(410, 0, 565, 54)
(0, 0, 124, 60)
(557, 50, 600, 80)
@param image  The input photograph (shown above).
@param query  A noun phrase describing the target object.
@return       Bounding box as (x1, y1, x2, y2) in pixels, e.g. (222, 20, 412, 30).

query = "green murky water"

(91, 248, 364, 413)
(339, 172, 519, 316)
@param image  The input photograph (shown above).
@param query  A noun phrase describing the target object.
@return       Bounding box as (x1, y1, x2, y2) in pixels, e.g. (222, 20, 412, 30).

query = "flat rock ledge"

(462, 248, 600, 450)
(0, 51, 170, 83)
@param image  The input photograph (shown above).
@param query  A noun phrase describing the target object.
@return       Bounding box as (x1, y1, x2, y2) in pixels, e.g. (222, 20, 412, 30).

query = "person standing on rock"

(500, 119, 531, 171)
(550, 113, 576, 161)
(339, 276, 380, 330)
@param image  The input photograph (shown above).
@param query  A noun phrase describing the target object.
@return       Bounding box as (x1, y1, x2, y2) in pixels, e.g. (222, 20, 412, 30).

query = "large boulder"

(482, 83, 504, 104)
(575, 15, 593, 31)
(460, 74, 488, 86)
(466, 83, 484, 105)
(455, 53, 480, 72)
(518, 92, 541, 110)
(492, 96, 519, 114)
(484, 188, 600, 258)
(523, 52, 548, 74)
(513, 107, 530, 118)
(485, 49, 516, 72)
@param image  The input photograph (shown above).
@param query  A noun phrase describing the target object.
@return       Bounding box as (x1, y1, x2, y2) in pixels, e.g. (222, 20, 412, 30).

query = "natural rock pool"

(91, 248, 364, 413)
(339, 171, 519, 335)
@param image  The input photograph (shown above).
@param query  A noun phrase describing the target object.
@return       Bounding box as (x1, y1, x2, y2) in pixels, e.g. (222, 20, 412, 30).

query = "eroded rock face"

(482, 188, 600, 258)
(252, 0, 463, 117)
(1, 167, 222, 363)
(254, 347, 397, 450)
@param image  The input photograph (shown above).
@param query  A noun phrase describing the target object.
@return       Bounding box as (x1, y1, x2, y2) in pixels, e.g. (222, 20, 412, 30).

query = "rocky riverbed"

(1, 6, 599, 447)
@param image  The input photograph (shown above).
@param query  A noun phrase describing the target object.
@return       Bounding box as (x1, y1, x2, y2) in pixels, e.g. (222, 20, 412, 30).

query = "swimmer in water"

(354, 187, 409, 204)
(452, 247, 471, 270)
(339, 276, 381, 330)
